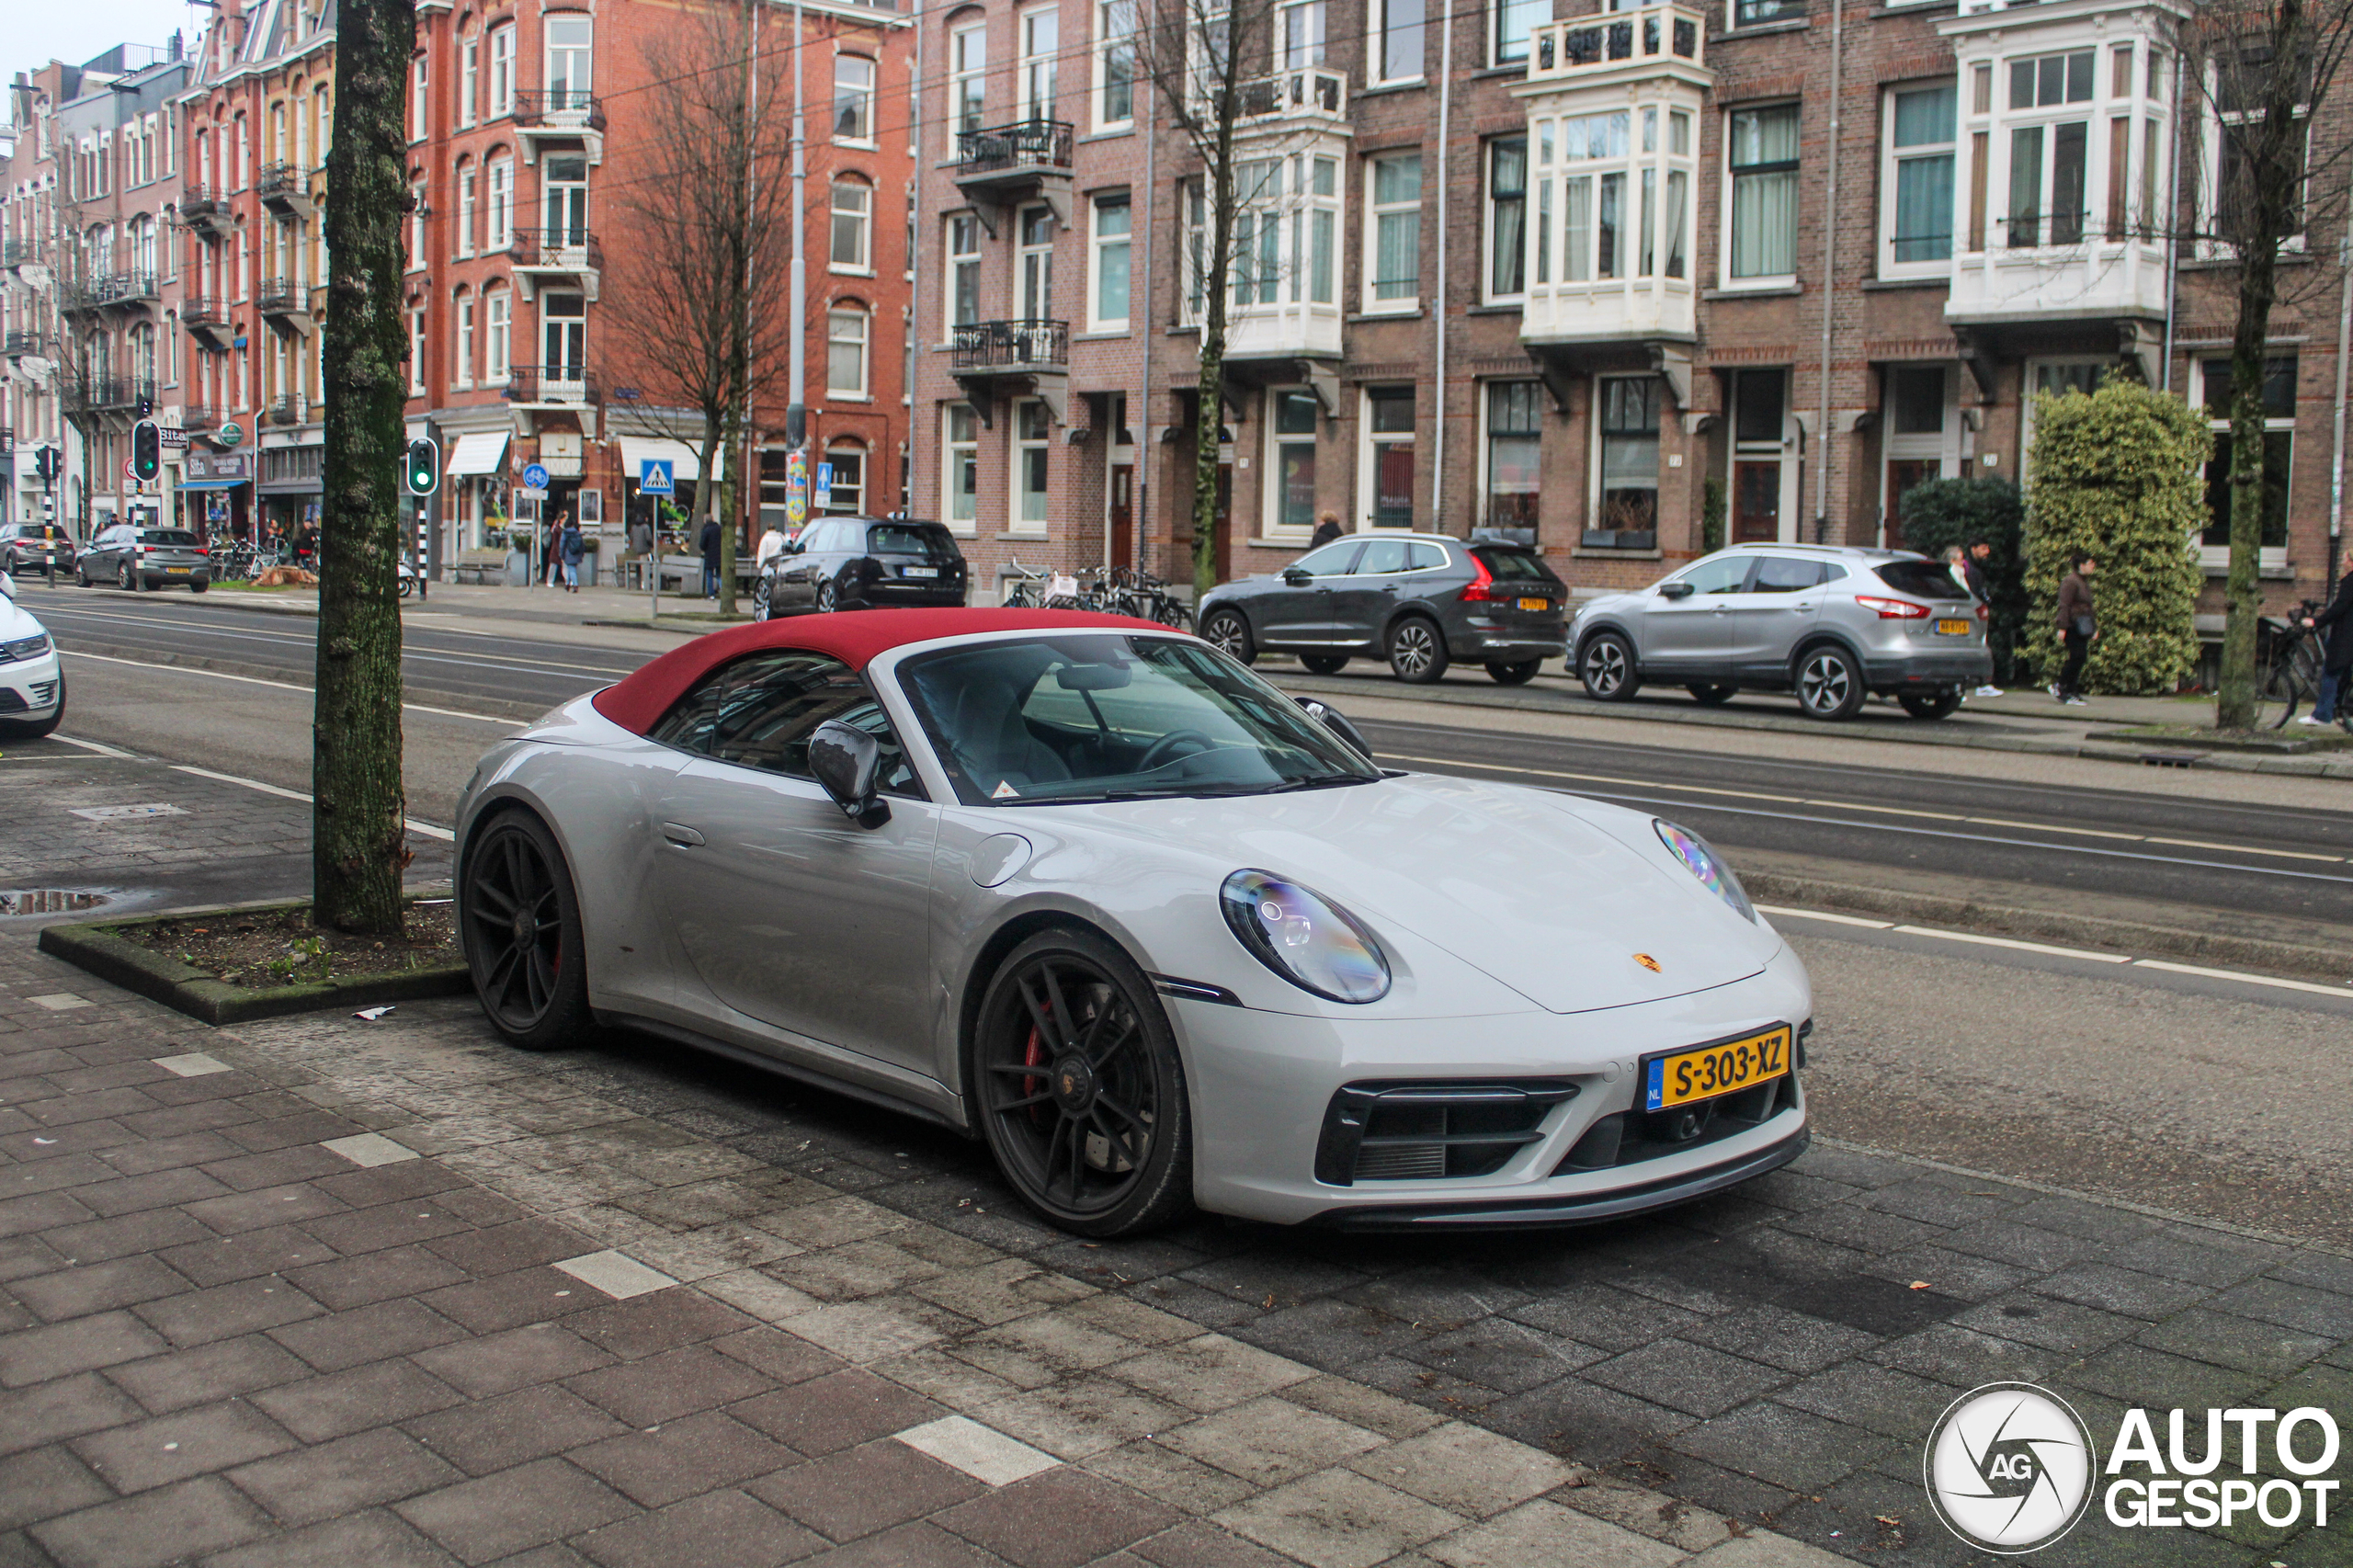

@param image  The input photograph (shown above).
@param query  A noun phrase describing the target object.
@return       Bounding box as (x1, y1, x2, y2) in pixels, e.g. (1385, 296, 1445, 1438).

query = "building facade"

(910, 0, 2347, 635)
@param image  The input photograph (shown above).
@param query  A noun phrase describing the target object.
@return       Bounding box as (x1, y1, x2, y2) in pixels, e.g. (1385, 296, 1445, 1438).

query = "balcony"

(1232, 66, 1348, 128)
(97, 271, 160, 308)
(4, 331, 42, 359)
(1525, 8, 1706, 85)
(257, 163, 315, 219)
(953, 119, 1074, 232)
(504, 364, 599, 409)
(267, 394, 311, 426)
(949, 319, 1068, 425)
(63, 375, 155, 416)
(508, 228, 604, 302)
(182, 295, 235, 348)
(2, 238, 39, 268)
(180, 185, 233, 236)
(258, 280, 313, 335)
(513, 90, 606, 165)
(176, 405, 217, 431)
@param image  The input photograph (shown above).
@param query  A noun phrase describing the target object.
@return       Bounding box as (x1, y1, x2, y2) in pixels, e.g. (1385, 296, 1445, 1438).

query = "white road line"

(2128, 960, 2353, 996)
(62, 651, 527, 725)
(1773, 906, 2350, 994)
(169, 763, 457, 841)
(1888, 925, 2133, 962)
(47, 733, 136, 757)
(1754, 904, 1894, 929)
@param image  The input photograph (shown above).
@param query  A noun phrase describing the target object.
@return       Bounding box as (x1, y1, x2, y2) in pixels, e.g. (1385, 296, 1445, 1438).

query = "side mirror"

(1281, 566, 1313, 585)
(1658, 580, 1696, 600)
(808, 720, 892, 828)
(0, 571, 14, 598)
(1293, 697, 1373, 761)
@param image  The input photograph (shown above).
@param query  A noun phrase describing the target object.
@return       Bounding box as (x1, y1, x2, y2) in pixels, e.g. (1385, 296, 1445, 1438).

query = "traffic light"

(404, 437, 440, 497)
(131, 420, 162, 483)
(34, 446, 61, 485)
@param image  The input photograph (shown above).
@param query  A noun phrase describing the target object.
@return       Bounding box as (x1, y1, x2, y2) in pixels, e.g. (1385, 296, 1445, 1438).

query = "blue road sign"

(813, 462, 833, 510)
(639, 460, 675, 495)
(522, 462, 551, 490)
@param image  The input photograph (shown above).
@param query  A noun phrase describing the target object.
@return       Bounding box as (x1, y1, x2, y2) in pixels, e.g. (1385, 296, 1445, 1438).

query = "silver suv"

(1569, 546, 1991, 721)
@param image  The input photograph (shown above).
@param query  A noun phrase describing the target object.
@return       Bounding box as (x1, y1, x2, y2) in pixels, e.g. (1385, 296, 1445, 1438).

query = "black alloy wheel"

(1486, 658, 1541, 686)
(972, 928, 1193, 1237)
(1201, 609, 1255, 665)
(1579, 631, 1641, 701)
(118, 561, 135, 591)
(815, 579, 839, 613)
(752, 576, 772, 621)
(1386, 618, 1449, 683)
(1687, 683, 1736, 706)
(1899, 687, 1963, 721)
(1795, 644, 1867, 721)
(1300, 653, 1349, 675)
(460, 811, 593, 1051)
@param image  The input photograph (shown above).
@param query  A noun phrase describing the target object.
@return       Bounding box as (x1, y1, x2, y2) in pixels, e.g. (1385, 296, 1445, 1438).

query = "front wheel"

(1899, 688, 1963, 721)
(1687, 683, 1736, 707)
(1578, 632, 1642, 701)
(191, 580, 210, 595)
(118, 562, 136, 592)
(1386, 618, 1449, 684)
(1795, 645, 1867, 721)
(460, 811, 594, 1051)
(1486, 658, 1541, 686)
(972, 928, 1193, 1237)
(814, 580, 839, 613)
(1201, 608, 1255, 665)
(752, 577, 772, 621)
(1300, 653, 1349, 676)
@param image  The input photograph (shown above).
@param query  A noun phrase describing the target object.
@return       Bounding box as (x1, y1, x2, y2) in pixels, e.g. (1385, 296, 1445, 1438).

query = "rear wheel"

(752, 577, 772, 621)
(972, 928, 1193, 1237)
(460, 811, 594, 1051)
(1201, 608, 1255, 665)
(1486, 658, 1541, 686)
(1795, 645, 1866, 722)
(1300, 653, 1349, 675)
(118, 562, 135, 591)
(1386, 618, 1449, 683)
(1899, 687, 1963, 721)
(814, 580, 839, 613)
(190, 580, 209, 594)
(1687, 683, 1736, 706)
(1579, 631, 1641, 701)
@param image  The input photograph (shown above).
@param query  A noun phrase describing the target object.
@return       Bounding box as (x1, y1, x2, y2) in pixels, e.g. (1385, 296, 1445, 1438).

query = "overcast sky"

(8, 0, 214, 114)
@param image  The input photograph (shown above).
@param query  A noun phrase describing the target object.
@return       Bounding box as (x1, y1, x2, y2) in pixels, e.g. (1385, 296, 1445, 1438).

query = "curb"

(1744, 869, 2351, 983)
(37, 901, 472, 1025)
(56, 641, 558, 722)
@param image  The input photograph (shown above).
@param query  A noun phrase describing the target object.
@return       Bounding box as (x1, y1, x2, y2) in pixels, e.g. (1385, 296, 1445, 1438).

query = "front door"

(1255, 536, 1361, 648)
(1733, 461, 1782, 543)
(1108, 463, 1133, 567)
(1640, 552, 1750, 676)
(1720, 553, 1826, 677)
(1884, 459, 1938, 551)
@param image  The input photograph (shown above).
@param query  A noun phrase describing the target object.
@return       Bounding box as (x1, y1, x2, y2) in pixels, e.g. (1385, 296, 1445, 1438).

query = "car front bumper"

(1168, 942, 1813, 1226)
(0, 650, 63, 716)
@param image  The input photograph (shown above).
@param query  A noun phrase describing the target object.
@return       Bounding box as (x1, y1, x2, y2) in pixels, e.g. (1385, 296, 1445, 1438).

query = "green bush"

(2023, 379, 2207, 693)
(1893, 478, 2027, 684)
(1700, 477, 1727, 555)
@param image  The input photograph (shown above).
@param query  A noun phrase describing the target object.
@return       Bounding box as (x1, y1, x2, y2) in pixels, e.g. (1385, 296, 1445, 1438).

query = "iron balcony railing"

(97, 270, 160, 306)
(0, 239, 37, 267)
(504, 364, 599, 405)
(63, 374, 155, 413)
(3, 331, 42, 358)
(181, 295, 228, 329)
(267, 394, 310, 426)
(949, 319, 1069, 370)
(514, 89, 607, 131)
(178, 405, 218, 430)
(256, 163, 313, 210)
(954, 119, 1074, 177)
(508, 227, 604, 270)
(1233, 66, 1347, 119)
(257, 280, 305, 316)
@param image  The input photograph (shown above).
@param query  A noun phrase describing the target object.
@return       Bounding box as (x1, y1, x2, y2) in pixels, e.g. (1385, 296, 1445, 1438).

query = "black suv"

(1198, 532, 1567, 684)
(756, 517, 970, 618)
(0, 523, 75, 576)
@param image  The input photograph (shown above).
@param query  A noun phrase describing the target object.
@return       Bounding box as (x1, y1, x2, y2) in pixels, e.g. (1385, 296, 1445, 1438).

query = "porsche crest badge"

(1633, 953, 1663, 973)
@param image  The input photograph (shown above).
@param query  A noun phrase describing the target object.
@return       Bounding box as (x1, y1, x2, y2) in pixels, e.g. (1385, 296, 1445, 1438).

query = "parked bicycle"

(2258, 600, 2328, 728)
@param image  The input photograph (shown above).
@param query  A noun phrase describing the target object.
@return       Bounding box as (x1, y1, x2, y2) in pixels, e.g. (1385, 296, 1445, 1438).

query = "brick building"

(910, 0, 2348, 635)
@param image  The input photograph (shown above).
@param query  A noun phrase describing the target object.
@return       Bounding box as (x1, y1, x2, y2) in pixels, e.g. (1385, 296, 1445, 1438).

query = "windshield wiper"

(1257, 772, 1377, 794)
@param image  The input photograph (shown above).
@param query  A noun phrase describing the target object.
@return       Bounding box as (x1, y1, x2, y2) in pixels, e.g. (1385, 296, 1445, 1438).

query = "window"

(1281, 0, 1325, 68)
(408, 306, 427, 393)
(2207, 58, 2308, 251)
(1090, 197, 1131, 329)
(1486, 137, 1527, 301)
(1374, 0, 1424, 82)
(2005, 50, 2092, 248)
(1728, 105, 1799, 281)
(831, 180, 871, 270)
(1364, 387, 1415, 528)
(540, 153, 585, 242)
(1015, 400, 1051, 529)
(1593, 376, 1661, 549)
(1884, 84, 1956, 270)
(1018, 206, 1054, 317)
(460, 34, 479, 127)
(456, 164, 477, 256)
(410, 179, 427, 269)
(1267, 390, 1319, 535)
(1020, 7, 1059, 119)
(652, 651, 913, 792)
(2199, 356, 2294, 566)
(454, 291, 475, 388)
(827, 306, 870, 396)
(948, 214, 982, 327)
(1097, 0, 1137, 126)
(824, 444, 865, 513)
(410, 55, 428, 142)
(1493, 0, 1544, 66)
(489, 25, 515, 117)
(234, 115, 250, 187)
(546, 17, 593, 108)
(951, 23, 987, 139)
(543, 292, 586, 382)
(1733, 0, 1804, 26)
(946, 403, 979, 529)
(1368, 153, 1421, 308)
(835, 56, 875, 142)
(487, 156, 513, 249)
(1181, 157, 1337, 321)
(485, 289, 511, 380)
(1483, 382, 1541, 533)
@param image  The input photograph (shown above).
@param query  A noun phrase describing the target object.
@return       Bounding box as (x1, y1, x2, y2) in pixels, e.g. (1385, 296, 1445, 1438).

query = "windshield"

(1471, 546, 1561, 585)
(1873, 560, 1970, 599)
(897, 634, 1381, 806)
(868, 524, 960, 561)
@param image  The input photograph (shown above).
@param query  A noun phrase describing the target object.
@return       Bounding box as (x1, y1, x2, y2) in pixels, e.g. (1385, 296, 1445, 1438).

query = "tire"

(191, 579, 210, 594)
(1201, 608, 1256, 665)
(75, 563, 90, 587)
(971, 926, 1194, 1237)
(0, 674, 63, 740)
(118, 562, 135, 591)
(459, 810, 595, 1051)
(1578, 631, 1642, 701)
(1899, 687, 1963, 721)
(1300, 653, 1349, 675)
(1486, 658, 1541, 686)
(1385, 618, 1449, 683)
(1687, 683, 1736, 706)
(815, 580, 839, 613)
(1794, 644, 1867, 721)
(752, 577, 772, 621)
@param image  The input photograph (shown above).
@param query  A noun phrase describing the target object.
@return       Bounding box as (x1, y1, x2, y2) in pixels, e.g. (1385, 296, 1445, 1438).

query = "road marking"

(47, 734, 136, 757)
(44, 608, 639, 678)
(2143, 836, 2347, 863)
(2130, 960, 2353, 996)
(1755, 904, 1893, 928)
(1962, 816, 2143, 841)
(1888, 925, 2133, 962)
(62, 651, 528, 725)
(169, 763, 457, 841)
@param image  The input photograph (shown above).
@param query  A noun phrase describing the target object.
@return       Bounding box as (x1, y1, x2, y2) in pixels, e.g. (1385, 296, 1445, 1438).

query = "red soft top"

(588, 608, 1176, 736)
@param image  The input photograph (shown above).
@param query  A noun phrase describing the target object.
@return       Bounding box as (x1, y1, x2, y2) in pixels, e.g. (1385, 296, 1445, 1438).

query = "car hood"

(0, 594, 45, 643)
(1028, 771, 1778, 1015)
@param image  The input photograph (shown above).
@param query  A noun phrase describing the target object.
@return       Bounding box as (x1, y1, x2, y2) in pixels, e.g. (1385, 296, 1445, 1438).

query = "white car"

(453, 609, 1811, 1236)
(0, 571, 64, 738)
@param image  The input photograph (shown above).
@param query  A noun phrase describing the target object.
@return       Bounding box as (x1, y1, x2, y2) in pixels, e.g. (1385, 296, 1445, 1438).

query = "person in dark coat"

(559, 517, 585, 593)
(2299, 559, 2353, 727)
(1308, 511, 1344, 549)
(699, 517, 722, 598)
(2052, 551, 2097, 705)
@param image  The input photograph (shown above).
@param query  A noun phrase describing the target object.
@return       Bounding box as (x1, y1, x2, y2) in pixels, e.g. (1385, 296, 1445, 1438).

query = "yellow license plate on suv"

(1643, 1025, 1792, 1112)
(1936, 618, 1970, 635)
(1518, 597, 1551, 612)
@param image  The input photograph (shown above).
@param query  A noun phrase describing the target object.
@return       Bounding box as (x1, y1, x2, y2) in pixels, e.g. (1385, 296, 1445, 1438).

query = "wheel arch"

(951, 905, 1170, 1117)
(1573, 619, 1636, 668)
(1787, 628, 1869, 685)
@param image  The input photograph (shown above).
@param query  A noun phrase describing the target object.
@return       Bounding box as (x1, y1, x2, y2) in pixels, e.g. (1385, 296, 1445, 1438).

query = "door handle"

(661, 823, 705, 847)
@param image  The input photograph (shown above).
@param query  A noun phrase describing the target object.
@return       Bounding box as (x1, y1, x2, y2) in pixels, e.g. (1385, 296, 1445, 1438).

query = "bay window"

(1181, 156, 1337, 321)
(2004, 50, 2092, 248)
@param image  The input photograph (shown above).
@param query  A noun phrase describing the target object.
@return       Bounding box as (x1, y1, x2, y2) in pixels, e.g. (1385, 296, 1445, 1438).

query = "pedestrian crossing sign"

(640, 460, 675, 495)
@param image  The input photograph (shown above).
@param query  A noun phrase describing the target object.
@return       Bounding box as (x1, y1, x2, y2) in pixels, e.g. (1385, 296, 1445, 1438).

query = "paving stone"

(969, 1372, 1193, 1463)
(1664, 1398, 1895, 1494)
(424, 1219, 598, 1278)
(552, 1251, 676, 1301)
(320, 1132, 419, 1168)
(909, 1258, 1097, 1327)
(2030, 1260, 2214, 1321)
(1552, 1476, 1740, 1554)
(199, 1508, 462, 1568)
(225, 1426, 462, 1525)
(708, 1326, 847, 1388)
(934, 1466, 1180, 1568)
(411, 1324, 616, 1399)
(2132, 1307, 2336, 1378)
(788, 1519, 1007, 1568)
(1107, 1335, 1314, 1415)
(1865, 1322, 2060, 1390)
(0, 1372, 148, 1457)
(28, 1474, 273, 1568)
(131, 1276, 325, 1348)
(182, 1183, 351, 1238)
(895, 1415, 1062, 1486)
(570, 1487, 824, 1568)
(267, 1297, 468, 1374)
(733, 1368, 941, 1456)
(1344, 1421, 1576, 1519)
(1124, 1518, 1298, 1568)
(0, 1447, 113, 1531)
(563, 1289, 755, 1361)
(746, 1437, 986, 1542)
(1159, 1395, 1382, 1489)
(1948, 1294, 2144, 1355)
(0, 1308, 170, 1385)
(567, 1409, 801, 1508)
(784, 1299, 970, 1365)
(1422, 1495, 1685, 1568)
(1581, 1341, 1790, 1420)
(247, 1358, 468, 1443)
(1077, 1440, 1261, 1517)
(2207, 1277, 2353, 1338)
(392, 1456, 636, 1564)
(1768, 1361, 1953, 1440)
(284, 1246, 472, 1312)
(404, 1383, 631, 1476)
(155, 1225, 338, 1289)
(66, 1398, 298, 1493)
(1500, 1286, 1711, 1355)
(695, 1267, 824, 1327)
(199, 1146, 351, 1195)
(2067, 1342, 2277, 1410)
(11, 1255, 194, 1322)
(1213, 1467, 1464, 1568)
(563, 1342, 777, 1426)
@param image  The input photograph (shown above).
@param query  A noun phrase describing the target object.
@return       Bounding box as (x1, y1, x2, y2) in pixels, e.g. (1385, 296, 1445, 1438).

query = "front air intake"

(1314, 1080, 1579, 1186)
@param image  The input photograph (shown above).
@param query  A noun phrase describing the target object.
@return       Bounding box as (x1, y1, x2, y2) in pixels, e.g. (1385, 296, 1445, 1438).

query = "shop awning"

(176, 476, 251, 491)
(619, 436, 724, 484)
(447, 431, 510, 477)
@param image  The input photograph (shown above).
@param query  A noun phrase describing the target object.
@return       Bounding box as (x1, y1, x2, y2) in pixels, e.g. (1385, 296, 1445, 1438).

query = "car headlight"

(1220, 869, 1392, 1003)
(2, 633, 51, 663)
(1654, 820, 1756, 922)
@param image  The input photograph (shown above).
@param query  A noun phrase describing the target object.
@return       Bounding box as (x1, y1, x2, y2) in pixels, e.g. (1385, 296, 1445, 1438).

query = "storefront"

(177, 450, 255, 540)
(443, 431, 511, 551)
(258, 441, 324, 545)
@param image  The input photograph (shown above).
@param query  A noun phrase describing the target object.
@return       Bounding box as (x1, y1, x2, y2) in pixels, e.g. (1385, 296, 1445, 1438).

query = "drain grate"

(0, 890, 116, 917)
(2140, 752, 2203, 768)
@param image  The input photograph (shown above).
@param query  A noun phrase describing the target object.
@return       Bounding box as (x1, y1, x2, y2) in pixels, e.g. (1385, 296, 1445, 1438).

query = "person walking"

(699, 517, 722, 599)
(542, 514, 566, 586)
(2296, 558, 2353, 728)
(559, 515, 585, 593)
(2052, 551, 2097, 706)
(1308, 511, 1344, 549)
(1963, 538, 2003, 697)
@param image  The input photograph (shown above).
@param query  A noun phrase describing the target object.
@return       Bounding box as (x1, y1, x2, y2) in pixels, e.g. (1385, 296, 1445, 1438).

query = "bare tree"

(610, 0, 794, 612)
(2177, 0, 2353, 726)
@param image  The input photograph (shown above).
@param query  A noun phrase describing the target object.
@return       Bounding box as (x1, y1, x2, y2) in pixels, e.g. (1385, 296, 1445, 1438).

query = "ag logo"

(1925, 1382, 2097, 1553)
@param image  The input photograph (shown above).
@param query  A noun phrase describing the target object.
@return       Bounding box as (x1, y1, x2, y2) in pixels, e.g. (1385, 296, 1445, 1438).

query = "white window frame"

(1491, 0, 1545, 69)
(1280, 0, 1326, 69)
(460, 34, 479, 128)
(1483, 135, 1527, 305)
(947, 213, 983, 331)
(1722, 102, 1800, 288)
(834, 54, 876, 144)
(1479, 380, 1543, 534)
(456, 164, 477, 258)
(1262, 386, 1322, 540)
(1095, 0, 1137, 130)
(488, 25, 516, 118)
(409, 180, 427, 271)
(951, 24, 987, 142)
(2191, 355, 2294, 571)
(826, 305, 870, 398)
(1013, 398, 1051, 533)
(830, 179, 873, 273)
(410, 54, 428, 143)
(1019, 6, 1060, 121)
(945, 403, 980, 534)
(1369, 0, 1425, 85)
(1363, 152, 1422, 313)
(823, 442, 867, 514)
(1880, 81, 1957, 280)
(454, 291, 476, 388)
(407, 306, 426, 393)
(1358, 384, 1416, 529)
(2199, 65, 2310, 258)
(545, 17, 594, 107)
(487, 156, 514, 250)
(1088, 195, 1132, 331)
(1017, 204, 1055, 318)
(485, 289, 512, 381)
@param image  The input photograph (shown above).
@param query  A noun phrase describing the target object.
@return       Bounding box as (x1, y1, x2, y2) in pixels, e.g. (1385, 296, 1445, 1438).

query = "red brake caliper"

(1022, 1024, 1050, 1125)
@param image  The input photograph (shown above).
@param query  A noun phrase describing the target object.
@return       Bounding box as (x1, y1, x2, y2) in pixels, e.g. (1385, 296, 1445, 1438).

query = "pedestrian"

(2052, 550, 2097, 706)
(543, 514, 566, 586)
(2297, 557, 2353, 728)
(1962, 537, 2003, 697)
(1308, 510, 1344, 549)
(559, 515, 585, 594)
(699, 517, 722, 599)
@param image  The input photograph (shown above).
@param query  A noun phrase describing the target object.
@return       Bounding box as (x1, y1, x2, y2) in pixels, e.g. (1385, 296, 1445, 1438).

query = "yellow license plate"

(1518, 597, 1550, 612)
(1643, 1025, 1792, 1112)
(1936, 619, 1970, 635)
(166, 566, 191, 574)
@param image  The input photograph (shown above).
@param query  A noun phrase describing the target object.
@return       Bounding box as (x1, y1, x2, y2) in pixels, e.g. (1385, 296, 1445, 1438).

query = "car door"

(1325, 537, 1411, 648)
(645, 649, 943, 1077)
(1720, 555, 1827, 678)
(1636, 553, 1753, 676)
(1256, 539, 1364, 649)
(774, 521, 831, 611)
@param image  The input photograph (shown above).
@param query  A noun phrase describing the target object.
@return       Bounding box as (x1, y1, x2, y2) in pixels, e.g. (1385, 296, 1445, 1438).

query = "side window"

(1404, 542, 1448, 572)
(1673, 556, 1752, 596)
(705, 654, 901, 782)
(1292, 540, 1364, 576)
(1355, 539, 1410, 575)
(1748, 557, 1826, 593)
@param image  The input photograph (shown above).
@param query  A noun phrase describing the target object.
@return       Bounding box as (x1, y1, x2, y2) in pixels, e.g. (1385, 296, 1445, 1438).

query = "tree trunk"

(313, 0, 415, 935)
(717, 392, 742, 615)
(1190, 26, 1241, 605)
(697, 413, 722, 600)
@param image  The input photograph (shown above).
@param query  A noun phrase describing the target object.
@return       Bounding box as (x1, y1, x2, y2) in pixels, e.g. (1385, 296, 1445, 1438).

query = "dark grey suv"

(1199, 533, 1566, 685)
(755, 517, 969, 619)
